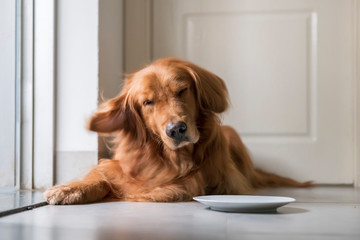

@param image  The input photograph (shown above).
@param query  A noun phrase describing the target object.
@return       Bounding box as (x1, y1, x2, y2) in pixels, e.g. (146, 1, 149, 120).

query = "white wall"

(57, 0, 99, 153)
(55, 0, 123, 184)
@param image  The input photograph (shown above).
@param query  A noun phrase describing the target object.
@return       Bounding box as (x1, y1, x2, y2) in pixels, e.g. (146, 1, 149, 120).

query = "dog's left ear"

(185, 63, 229, 113)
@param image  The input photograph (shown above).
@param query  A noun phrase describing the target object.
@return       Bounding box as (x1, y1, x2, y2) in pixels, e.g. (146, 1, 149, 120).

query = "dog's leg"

(44, 159, 122, 204)
(124, 186, 190, 202)
(44, 179, 110, 205)
(124, 179, 205, 202)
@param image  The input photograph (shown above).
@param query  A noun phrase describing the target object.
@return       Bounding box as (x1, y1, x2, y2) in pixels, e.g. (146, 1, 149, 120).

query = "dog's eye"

(143, 100, 154, 106)
(177, 88, 187, 97)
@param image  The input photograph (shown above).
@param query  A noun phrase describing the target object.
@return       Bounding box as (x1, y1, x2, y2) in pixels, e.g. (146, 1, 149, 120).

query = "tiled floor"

(0, 186, 359, 240)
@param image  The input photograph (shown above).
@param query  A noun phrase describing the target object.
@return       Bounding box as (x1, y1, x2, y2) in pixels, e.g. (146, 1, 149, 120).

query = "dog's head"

(88, 58, 229, 150)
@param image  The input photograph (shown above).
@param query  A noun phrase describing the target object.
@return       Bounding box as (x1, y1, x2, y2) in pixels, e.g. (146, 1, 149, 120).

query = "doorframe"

(125, 0, 360, 187)
(18, 0, 56, 190)
(355, 0, 360, 187)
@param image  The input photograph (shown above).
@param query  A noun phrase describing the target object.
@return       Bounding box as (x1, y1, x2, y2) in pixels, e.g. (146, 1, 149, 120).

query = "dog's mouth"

(172, 136, 192, 148)
(165, 136, 199, 150)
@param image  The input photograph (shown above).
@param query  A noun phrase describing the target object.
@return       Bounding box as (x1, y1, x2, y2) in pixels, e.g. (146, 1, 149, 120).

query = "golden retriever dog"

(44, 57, 311, 204)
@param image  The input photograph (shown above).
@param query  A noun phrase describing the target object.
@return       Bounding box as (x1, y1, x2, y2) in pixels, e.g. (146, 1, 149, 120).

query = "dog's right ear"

(185, 62, 229, 113)
(88, 95, 146, 141)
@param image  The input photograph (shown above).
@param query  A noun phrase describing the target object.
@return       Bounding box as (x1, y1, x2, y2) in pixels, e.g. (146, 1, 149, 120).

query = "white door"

(124, 0, 358, 184)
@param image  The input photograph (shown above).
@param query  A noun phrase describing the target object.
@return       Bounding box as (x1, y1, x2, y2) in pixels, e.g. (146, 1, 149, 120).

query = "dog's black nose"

(166, 121, 187, 141)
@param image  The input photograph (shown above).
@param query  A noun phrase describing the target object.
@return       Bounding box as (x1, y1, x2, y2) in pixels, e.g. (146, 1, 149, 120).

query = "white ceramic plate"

(193, 195, 296, 213)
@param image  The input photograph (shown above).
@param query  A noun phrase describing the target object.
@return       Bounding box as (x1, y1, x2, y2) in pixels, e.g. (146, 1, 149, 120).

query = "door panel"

(183, 11, 313, 136)
(126, 0, 356, 184)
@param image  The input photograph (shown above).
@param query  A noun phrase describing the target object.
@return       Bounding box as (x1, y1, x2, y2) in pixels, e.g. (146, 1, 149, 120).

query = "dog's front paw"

(43, 184, 86, 205)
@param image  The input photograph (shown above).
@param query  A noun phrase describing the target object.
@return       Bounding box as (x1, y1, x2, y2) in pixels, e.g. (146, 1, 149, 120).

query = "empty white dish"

(193, 195, 296, 213)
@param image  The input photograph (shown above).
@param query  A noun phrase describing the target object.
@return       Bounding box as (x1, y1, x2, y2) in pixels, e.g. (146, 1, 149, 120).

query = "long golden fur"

(44, 58, 311, 204)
